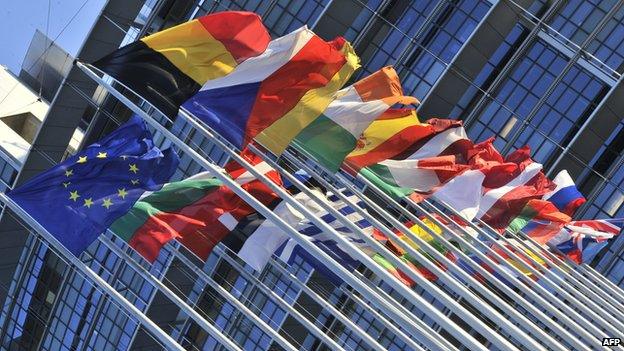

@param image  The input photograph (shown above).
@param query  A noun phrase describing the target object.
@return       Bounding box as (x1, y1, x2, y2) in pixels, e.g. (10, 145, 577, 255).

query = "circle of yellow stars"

(63, 152, 141, 211)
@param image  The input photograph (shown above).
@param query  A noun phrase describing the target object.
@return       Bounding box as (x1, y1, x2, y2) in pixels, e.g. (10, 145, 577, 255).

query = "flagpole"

(247, 144, 583, 351)
(504, 224, 624, 312)
(290, 138, 610, 345)
(468, 215, 624, 328)
(0, 193, 186, 351)
(76, 62, 448, 350)
(581, 263, 624, 303)
(276, 146, 600, 350)
(170, 109, 529, 351)
(413, 196, 624, 335)
(76, 62, 476, 351)
(262, 254, 436, 351)
(169, 245, 352, 351)
(504, 225, 624, 315)
(97, 235, 291, 351)
(359, 171, 619, 340)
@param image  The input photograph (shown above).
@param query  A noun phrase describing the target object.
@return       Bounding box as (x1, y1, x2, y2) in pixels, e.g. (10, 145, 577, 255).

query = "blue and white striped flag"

(273, 190, 375, 283)
(233, 188, 375, 283)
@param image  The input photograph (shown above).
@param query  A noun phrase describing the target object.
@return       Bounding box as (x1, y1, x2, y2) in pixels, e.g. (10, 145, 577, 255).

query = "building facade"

(1, 0, 624, 350)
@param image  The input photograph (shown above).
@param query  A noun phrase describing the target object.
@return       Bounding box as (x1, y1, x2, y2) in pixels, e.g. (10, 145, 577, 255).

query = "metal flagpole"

(580, 263, 624, 303)
(245, 144, 574, 351)
(0, 193, 186, 351)
(170, 245, 350, 351)
(98, 235, 290, 351)
(171, 109, 525, 351)
(359, 173, 618, 343)
(411, 197, 618, 342)
(76, 62, 447, 350)
(466, 215, 624, 330)
(326, 276, 456, 351)
(263, 255, 436, 351)
(412, 196, 624, 337)
(500, 223, 624, 313)
(76, 62, 472, 351)
(503, 226, 624, 314)
(554, 246, 624, 307)
(419, 197, 624, 333)
(276, 147, 598, 350)
(284, 139, 611, 346)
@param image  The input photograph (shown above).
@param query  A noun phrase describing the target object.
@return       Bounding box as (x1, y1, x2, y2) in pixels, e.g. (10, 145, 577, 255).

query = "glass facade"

(2, 0, 624, 350)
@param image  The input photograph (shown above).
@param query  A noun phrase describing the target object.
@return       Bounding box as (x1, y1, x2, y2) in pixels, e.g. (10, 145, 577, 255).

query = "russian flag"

(542, 170, 586, 216)
(182, 26, 359, 154)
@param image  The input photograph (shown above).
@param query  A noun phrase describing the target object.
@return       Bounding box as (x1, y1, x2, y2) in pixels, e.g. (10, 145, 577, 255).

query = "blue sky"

(0, 0, 107, 74)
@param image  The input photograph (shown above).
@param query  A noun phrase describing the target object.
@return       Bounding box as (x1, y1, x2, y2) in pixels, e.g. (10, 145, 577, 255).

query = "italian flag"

(292, 66, 417, 172)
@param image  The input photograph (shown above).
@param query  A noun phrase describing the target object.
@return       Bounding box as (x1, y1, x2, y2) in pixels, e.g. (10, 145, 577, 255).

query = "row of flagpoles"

(2, 57, 623, 350)
(2, 10, 624, 351)
(80, 60, 623, 350)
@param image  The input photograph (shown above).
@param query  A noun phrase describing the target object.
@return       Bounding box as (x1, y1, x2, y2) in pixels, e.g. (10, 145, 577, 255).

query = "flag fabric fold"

(8, 116, 179, 255)
(344, 114, 470, 174)
(507, 199, 571, 244)
(93, 11, 270, 117)
(292, 66, 417, 172)
(111, 173, 252, 261)
(183, 26, 360, 154)
(549, 219, 623, 263)
(233, 189, 375, 278)
(542, 170, 586, 216)
(111, 149, 282, 262)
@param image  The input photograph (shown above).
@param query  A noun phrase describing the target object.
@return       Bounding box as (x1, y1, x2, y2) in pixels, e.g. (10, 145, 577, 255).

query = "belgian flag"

(93, 11, 270, 117)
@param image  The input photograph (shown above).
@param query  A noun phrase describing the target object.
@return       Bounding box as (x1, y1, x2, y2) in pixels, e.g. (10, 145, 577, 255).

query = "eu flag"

(7, 116, 179, 255)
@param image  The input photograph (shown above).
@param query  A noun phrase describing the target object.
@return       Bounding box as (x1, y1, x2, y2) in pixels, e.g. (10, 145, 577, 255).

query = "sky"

(0, 0, 107, 74)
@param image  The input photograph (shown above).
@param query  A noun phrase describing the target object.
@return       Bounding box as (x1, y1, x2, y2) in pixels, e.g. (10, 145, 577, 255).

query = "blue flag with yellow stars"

(7, 116, 179, 255)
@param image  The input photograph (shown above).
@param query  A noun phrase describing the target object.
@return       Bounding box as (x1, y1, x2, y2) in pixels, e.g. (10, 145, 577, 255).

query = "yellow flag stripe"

(255, 42, 360, 155)
(142, 19, 237, 84)
(347, 110, 421, 158)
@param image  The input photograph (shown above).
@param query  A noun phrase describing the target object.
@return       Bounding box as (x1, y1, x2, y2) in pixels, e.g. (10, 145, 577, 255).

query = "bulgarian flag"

(111, 149, 282, 262)
(110, 173, 254, 262)
(291, 66, 417, 172)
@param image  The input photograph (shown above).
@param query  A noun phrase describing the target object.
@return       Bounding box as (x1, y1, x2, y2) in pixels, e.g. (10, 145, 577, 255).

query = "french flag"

(542, 170, 586, 216)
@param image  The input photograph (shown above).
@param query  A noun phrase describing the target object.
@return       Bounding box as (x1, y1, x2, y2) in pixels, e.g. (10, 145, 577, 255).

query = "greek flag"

(274, 190, 375, 283)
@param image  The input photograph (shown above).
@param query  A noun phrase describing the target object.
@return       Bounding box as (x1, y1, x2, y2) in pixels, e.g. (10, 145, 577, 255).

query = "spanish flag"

(93, 11, 270, 117)
(291, 67, 417, 173)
